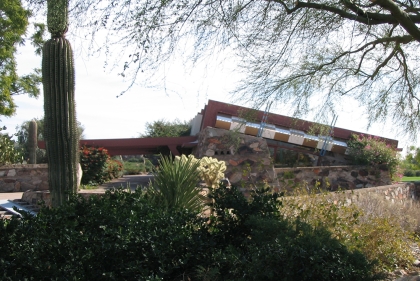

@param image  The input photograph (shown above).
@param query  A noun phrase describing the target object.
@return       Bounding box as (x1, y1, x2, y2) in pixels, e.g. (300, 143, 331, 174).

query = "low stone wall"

(339, 182, 420, 205)
(0, 164, 49, 192)
(276, 166, 392, 192)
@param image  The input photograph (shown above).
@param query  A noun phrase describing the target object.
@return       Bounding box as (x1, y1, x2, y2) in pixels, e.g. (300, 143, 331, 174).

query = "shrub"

(107, 159, 124, 179)
(0, 136, 23, 165)
(147, 154, 203, 212)
(347, 134, 399, 177)
(0, 189, 209, 280)
(404, 169, 415, 177)
(124, 162, 146, 175)
(79, 145, 111, 185)
(0, 186, 380, 281)
(280, 188, 416, 272)
(204, 185, 379, 281)
(0, 128, 24, 165)
(415, 170, 420, 177)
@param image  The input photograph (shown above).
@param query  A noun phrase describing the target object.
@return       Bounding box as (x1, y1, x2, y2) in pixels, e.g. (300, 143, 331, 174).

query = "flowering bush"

(107, 159, 124, 179)
(347, 134, 399, 177)
(80, 146, 116, 185)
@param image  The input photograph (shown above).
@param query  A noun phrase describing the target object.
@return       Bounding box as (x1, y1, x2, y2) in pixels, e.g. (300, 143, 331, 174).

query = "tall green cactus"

(42, 0, 79, 207)
(28, 120, 37, 164)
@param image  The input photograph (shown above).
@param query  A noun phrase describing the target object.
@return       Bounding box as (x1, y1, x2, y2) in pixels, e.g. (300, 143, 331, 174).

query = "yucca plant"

(148, 155, 203, 213)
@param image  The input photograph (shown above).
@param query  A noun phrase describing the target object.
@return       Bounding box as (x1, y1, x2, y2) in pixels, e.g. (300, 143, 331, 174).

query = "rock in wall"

(0, 164, 49, 193)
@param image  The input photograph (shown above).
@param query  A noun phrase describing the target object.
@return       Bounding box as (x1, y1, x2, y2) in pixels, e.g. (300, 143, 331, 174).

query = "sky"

(1, 29, 417, 153)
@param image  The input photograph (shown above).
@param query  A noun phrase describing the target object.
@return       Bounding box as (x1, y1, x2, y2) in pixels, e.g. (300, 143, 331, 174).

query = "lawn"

(401, 176, 420, 182)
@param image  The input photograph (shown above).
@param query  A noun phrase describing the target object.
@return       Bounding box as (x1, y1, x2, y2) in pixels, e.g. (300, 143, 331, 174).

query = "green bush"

(0, 130, 24, 165)
(280, 189, 415, 272)
(147, 155, 203, 213)
(347, 134, 399, 177)
(0, 186, 379, 281)
(415, 170, 420, 177)
(124, 162, 146, 174)
(204, 185, 378, 281)
(127, 157, 142, 162)
(404, 169, 415, 177)
(79, 146, 121, 185)
(0, 189, 209, 280)
(107, 159, 124, 179)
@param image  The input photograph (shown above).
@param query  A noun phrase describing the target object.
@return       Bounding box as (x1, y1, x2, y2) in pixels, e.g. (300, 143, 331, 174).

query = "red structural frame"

(200, 100, 399, 147)
(38, 136, 198, 156)
(37, 99, 399, 157)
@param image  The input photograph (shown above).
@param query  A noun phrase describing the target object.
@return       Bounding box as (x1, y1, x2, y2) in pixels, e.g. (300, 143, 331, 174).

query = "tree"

(401, 145, 420, 170)
(42, 0, 416, 138)
(0, 0, 42, 116)
(0, 126, 23, 165)
(22, 0, 420, 137)
(141, 119, 191, 138)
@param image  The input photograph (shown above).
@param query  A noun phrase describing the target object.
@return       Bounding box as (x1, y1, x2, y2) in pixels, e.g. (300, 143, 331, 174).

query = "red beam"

(37, 136, 198, 156)
(201, 100, 399, 147)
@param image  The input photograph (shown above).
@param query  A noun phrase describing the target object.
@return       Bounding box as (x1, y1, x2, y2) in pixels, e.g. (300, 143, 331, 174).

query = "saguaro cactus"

(42, 0, 79, 207)
(28, 120, 37, 164)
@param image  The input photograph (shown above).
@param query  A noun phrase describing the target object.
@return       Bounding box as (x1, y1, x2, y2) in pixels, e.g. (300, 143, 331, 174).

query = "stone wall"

(195, 127, 278, 195)
(0, 164, 48, 192)
(339, 182, 420, 205)
(276, 166, 392, 193)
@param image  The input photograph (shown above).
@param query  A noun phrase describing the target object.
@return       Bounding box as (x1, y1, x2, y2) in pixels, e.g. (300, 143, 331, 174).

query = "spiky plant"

(148, 155, 203, 213)
(28, 120, 37, 164)
(42, 0, 79, 207)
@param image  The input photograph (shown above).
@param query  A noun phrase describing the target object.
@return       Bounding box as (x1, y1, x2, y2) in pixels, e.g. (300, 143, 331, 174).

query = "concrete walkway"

(0, 192, 24, 200)
(0, 175, 153, 200)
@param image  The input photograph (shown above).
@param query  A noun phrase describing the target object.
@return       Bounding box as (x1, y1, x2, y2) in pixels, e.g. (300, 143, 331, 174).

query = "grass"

(123, 161, 154, 175)
(401, 176, 420, 182)
(79, 184, 99, 190)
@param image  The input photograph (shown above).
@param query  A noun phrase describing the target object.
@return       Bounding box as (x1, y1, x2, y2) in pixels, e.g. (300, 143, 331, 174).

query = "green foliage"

(140, 119, 191, 138)
(80, 146, 112, 185)
(401, 146, 420, 175)
(347, 134, 400, 177)
(0, 186, 379, 280)
(352, 217, 414, 272)
(123, 159, 154, 175)
(404, 169, 415, 177)
(107, 159, 124, 179)
(0, 128, 23, 165)
(280, 189, 416, 272)
(283, 170, 295, 179)
(147, 154, 203, 213)
(204, 185, 378, 280)
(0, 0, 42, 116)
(0, 189, 209, 280)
